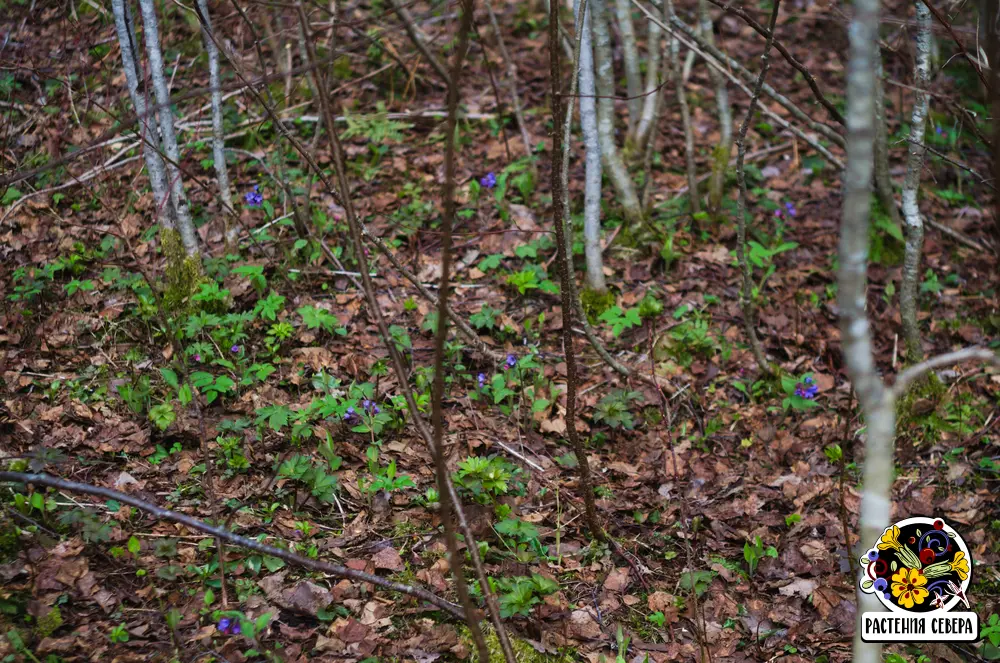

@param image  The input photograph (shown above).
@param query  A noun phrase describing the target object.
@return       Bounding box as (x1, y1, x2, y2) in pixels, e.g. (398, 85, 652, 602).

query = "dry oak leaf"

(371, 546, 405, 572)
(569, 608, 604, 640)
(603, 567, 630, 592)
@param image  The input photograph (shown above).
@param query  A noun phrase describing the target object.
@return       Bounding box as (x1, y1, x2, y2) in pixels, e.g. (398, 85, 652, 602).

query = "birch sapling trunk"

(195, 0, 236, 242)
(698, 0, 732, 214)
(900, 0, 931, 363)
(665, 0, 700, 215)
(614, 0, 642, 136)
(112, 0, 174, 234)
(873, 54, 901, 227)
(589, 0, 643, 222)
(633, 11, 662, 149)
(137, 0, 200, 256)
(576, 0, 607, 293)
(839, 0, 892, 658)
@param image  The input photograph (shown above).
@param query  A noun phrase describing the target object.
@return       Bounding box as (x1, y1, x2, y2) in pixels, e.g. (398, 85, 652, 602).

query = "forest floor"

(1, 0, 999, 661)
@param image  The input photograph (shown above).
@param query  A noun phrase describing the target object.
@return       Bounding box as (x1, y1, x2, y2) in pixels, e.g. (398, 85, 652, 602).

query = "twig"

(702, 0, 845, 124)
(889, 347, 999, 400)
(296, 6, 514, 661)
(631, 0, 845, 166)
(425, 0, 495, 660)
(484, 0, 536, 162)
(386, 0, 450, 82)
(733, 0, 781, 376)
(0, 472, 465, 618)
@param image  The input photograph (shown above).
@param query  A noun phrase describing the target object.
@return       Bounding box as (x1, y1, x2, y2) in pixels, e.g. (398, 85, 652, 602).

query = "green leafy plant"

(598, 306, 642, 337)
(277, 454, 339, 504)
(108, 623, 129, 643)
(592, 389, 643, 430)
(743, 536, 778, 577)
(298, 305, 347, 336)
(453, 455, 524, 504)
(493, 574, 559, 618)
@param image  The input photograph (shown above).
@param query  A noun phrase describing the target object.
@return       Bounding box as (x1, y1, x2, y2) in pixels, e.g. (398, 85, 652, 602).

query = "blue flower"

(505, 354, 516, 369)
(794, 378, 819, 400)
(218, 617, 231, 633)
(785, 202, 797, 217)
(245, 185, 263, 208)
(231, 344, 241, 353)
(477, 373, 486, 388)
(936, 125, 943, 135)
(344, 407, 356, 420)
(480, 172, 497, 189)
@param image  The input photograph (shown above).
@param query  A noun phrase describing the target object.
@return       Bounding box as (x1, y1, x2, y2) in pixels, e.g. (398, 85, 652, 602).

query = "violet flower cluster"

(794, 376, 818, 399)
(217, 617, 241, 636)
(245, 185, 263, 208)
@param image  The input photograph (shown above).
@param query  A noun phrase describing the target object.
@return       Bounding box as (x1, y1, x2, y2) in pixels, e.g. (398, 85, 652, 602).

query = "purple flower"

(343, 406, 356, 420)
(245, 185, 263, 208)
(794, 376, 818, 400)
(231, 344, 241, 353)
(477, 373, 486, 388)
(505, 354, 516, 369)
(217, 617, 232, 633)
(361, 399, 380, 415)
(936, 125, 943, 135)
(785, 202, 797, 217)
(774, 208, 782, 217)
(874, 578, 888, 592)
(480, 172, 497, 189)
(231, 622, 241, 635)
(193, 353, 202, 362)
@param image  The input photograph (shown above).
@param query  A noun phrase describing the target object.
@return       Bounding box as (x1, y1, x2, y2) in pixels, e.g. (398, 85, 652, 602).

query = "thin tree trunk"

(112, 0, 174, 234)
(195, 0, 236, 243)
(666, 0, 700, 215)
(137, 0, 199, 256)
(733, 0, 780, 376)
(614, 0, 642, 135)
(839, 0, 891, 658)
(633, 8, 662, 148)
(552, 0, 605, 543)
(590, 0, 643, 222)
(900, 0, 931, 363)
(873, 53, 901, 226)
(699, 0, 732, 214)
(576, 0, 606, 293)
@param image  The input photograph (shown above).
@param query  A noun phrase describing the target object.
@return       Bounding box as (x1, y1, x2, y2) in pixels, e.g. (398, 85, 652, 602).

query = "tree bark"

(614, 0, 642, 134)
(137, 0, 200, 256)
(900, 0, 931, 363)
(665, 0, 700, 215)
(111, 0, 174, 234)
(195, 0, 236, 242)
(576, 0, 607, 293)
(839, 0, 890, 658)
(633, 12, 662, 149)
(873, 53, 901, 227)
(590, 0, 643, 222)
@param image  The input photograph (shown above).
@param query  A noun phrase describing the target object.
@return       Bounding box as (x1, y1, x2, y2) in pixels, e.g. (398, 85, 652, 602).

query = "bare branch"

(0, 472, 465, 618)
(890, 347, 999, 400)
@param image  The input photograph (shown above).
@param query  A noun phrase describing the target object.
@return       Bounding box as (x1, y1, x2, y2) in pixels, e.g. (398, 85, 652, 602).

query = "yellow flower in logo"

(878, 526, 902, 551)
(949, 551, 969, 581)
(891, 567, 929, 609)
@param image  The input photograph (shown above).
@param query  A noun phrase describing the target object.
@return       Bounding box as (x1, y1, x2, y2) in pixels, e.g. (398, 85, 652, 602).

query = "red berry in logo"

(933, 519, 944, 530)
(919, 548, 935, 564)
